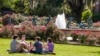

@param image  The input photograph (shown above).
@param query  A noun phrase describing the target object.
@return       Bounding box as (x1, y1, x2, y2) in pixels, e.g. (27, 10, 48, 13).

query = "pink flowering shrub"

(93, 21, 100, 27)
(86, 34, 97, 45)
(0, 21, 63, 41)
(69, 30, 91, 43)
(69, 32, 88, 43)
(17, 21, 37, 39)
(0, 25, 14, 37)
(78, 34, 89, 43)
(45, 22, 63, 41)
(35, 26, 47, 40)
(19, 22, 63, 41)
(70, 31, 78, 41)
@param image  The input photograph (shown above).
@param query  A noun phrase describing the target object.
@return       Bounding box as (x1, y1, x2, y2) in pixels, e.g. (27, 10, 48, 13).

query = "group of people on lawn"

(10, 35, 55, 54)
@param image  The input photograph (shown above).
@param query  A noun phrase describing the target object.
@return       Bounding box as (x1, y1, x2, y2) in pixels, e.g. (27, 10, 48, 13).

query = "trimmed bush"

(82, 9, 92, 21)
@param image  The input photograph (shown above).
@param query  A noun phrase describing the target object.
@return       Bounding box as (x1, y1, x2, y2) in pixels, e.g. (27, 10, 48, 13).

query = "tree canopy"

(0, 0, 99, 22)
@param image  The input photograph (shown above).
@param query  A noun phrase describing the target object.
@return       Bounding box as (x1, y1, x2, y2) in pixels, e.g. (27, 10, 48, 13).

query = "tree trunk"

(68, 0, 84, 24)
(94, 0, 100, 13)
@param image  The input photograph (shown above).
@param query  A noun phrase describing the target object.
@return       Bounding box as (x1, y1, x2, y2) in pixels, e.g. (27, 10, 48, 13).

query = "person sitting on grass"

(10, 35, 32, 53)
(20, 35, 28, 45)
(10, 35, 25, 53)
(47, 38, 56, 55)
(31, 37, 43, 54)
(42, 40, 48, 54)
(19, 35, 30, 52)
(29, 42, 35, 52)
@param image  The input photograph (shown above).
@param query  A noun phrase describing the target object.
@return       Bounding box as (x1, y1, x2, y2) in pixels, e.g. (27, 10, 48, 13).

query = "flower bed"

(61, 29, 100, 45)
(93, 21, 100, 29)
(0, 21, 63, 41)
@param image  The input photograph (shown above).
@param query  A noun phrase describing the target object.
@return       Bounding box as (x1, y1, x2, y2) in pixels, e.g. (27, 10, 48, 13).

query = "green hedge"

(92, 13, 100, 22)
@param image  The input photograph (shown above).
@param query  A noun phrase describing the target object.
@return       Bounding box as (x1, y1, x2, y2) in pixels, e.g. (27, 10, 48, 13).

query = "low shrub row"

(66, 32, 100, 46)
(0, 21, 63, 41)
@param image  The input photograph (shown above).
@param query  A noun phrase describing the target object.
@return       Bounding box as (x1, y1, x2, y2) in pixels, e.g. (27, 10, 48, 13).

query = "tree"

(0, 0, 12, 11)
(33, 0, 64, 16)
(0, 0, 23, 12)
(92, 0, 100, 22)
(93, 0, 100, 13)
(84, 0, 94, 9)
(66, 0, 85, 23)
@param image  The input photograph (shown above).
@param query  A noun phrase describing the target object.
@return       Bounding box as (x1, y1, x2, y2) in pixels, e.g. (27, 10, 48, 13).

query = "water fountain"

(55, 13, 66, 29)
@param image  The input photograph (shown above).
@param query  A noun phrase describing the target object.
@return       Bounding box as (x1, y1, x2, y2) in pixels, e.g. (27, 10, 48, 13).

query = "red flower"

(40, 26, 47, 32)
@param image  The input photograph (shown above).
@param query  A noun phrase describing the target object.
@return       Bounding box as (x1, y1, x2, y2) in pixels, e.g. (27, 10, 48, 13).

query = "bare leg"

(16, 44, 25, 52)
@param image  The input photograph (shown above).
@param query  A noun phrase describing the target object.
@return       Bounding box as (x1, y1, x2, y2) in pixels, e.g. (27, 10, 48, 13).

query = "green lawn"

(0, 38, 100, 56)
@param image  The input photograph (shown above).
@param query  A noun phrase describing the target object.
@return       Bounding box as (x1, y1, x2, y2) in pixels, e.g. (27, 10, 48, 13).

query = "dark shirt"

(46, 16, 51, 24)
(32, 18, 37, 25)
(3, 17, 11, 25)
(34, 41, 42, 53)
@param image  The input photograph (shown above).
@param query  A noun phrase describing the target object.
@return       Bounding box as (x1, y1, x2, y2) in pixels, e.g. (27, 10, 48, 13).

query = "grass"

(0, 38, 100, 56)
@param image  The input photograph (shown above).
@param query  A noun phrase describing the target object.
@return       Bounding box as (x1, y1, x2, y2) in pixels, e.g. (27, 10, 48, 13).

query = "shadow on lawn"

(7, 50, 56, 55)
(7, 51, 43, 55)
(90, 51, 100, 54)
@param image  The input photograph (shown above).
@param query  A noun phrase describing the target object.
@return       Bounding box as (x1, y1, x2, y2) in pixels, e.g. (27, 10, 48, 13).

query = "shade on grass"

(0, 38, 100, 56)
